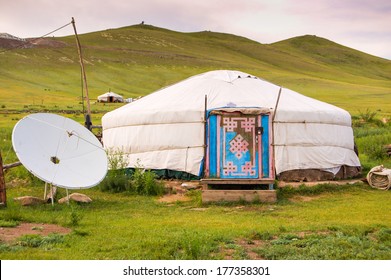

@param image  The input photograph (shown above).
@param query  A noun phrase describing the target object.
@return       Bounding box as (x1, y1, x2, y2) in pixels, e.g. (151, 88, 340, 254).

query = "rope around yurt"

(367, 165, 391, 190)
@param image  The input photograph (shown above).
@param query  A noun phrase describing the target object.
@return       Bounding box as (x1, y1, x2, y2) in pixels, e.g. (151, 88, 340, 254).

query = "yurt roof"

(104, 70, 351, 127)
(98, 91, 123, 99)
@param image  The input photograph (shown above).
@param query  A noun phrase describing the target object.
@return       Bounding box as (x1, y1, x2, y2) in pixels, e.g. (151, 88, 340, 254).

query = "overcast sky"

(1, 0, 390, 59)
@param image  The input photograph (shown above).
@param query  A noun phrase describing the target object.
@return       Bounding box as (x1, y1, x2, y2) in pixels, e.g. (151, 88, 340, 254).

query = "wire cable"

(0, 21, 72, 54)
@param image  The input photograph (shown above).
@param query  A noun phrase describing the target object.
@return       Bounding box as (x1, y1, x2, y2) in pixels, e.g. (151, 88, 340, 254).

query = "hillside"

(0, 24, 390, 117)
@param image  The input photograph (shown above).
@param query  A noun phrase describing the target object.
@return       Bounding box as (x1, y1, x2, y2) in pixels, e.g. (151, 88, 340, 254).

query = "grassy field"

(1, 24, 390, 115)
(0, 183, 390, 260)
(0, 116, 390, 260)
(0, 24, 391, 260)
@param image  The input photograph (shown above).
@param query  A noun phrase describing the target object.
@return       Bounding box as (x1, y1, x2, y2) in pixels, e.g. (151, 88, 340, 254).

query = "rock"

(173, 186, 186, 194)
(58, 193, 92, 204)
(181, 182, 202, 190)
(57, 197, 67, 204)
(14, 196, 46, 206)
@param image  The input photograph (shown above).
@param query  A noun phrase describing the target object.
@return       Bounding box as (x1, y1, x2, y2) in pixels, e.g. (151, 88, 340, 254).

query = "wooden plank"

(202, 190, 277, 203)
(201, 179, 274, 185)
(278, 179, 364, 188)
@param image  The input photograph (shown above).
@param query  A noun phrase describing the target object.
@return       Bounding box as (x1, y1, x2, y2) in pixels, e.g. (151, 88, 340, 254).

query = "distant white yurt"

(97, 91, 124, 103)
(102, 70, 361, 181)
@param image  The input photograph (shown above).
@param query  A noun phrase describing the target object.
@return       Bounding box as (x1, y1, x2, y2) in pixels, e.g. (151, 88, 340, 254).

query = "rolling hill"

(0, 24, 390, 117)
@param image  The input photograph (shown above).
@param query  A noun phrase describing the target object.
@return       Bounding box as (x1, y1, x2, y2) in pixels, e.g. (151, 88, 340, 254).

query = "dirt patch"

(218, 239, 266, 260)
(220, 229, 334, 259)
(28, 38, 68, 48)
(158, 180, 201, 204)
(0, 37, 67, 50)
(158, 194, 191, 203)
(0, 223, 71, 244)
(236, 239, 266, 260)
(162, 180, 184, 188)
(288, 195, 325, 203)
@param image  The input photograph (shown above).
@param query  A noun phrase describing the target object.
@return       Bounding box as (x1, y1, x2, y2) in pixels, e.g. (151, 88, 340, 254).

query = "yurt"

(97, 91, 124, 103)
(101, 70, 361, 182)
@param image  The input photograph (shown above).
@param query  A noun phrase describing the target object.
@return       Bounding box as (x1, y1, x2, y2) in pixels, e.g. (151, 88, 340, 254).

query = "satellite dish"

(12, 113, 108, 189)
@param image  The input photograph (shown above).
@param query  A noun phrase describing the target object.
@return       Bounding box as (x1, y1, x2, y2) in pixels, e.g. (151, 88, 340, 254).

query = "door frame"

(205, 107, 273, 181)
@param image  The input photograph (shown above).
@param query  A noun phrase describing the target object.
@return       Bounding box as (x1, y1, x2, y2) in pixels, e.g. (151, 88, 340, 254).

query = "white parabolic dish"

(12, 113, 108, 189)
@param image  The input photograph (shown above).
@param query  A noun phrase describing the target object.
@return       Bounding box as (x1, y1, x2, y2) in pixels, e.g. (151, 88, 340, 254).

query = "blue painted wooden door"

(218, 113, 260, 179)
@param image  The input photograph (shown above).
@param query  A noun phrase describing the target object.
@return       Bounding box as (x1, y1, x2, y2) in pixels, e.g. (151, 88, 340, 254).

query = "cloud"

(279, 0, 391, 58)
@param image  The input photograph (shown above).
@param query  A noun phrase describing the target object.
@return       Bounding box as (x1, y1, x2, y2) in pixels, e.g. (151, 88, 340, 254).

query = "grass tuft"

(16, 233, 65, 248)
(254, 227, 391, 260)
(0, 219, 19, 227)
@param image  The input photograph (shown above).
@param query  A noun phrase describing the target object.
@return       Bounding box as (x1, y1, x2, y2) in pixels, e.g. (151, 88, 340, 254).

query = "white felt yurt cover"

(102, 70, 360, 177)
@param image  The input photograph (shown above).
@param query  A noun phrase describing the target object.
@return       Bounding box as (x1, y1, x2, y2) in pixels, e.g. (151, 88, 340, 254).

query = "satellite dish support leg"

(50, 184, 54, 206)
(44, 183, 55, 206)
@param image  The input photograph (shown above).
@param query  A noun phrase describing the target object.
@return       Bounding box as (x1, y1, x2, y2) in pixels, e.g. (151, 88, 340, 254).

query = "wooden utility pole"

(71, 17, 92, 130)
(0, 151, 7, 207)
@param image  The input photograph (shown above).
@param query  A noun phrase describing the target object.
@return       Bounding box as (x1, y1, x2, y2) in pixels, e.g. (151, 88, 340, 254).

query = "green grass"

(254, 227, 391, 260)
(0, 182, 390, 259)
(1, 126, 390, 260)
(353, 117, 391, 172)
